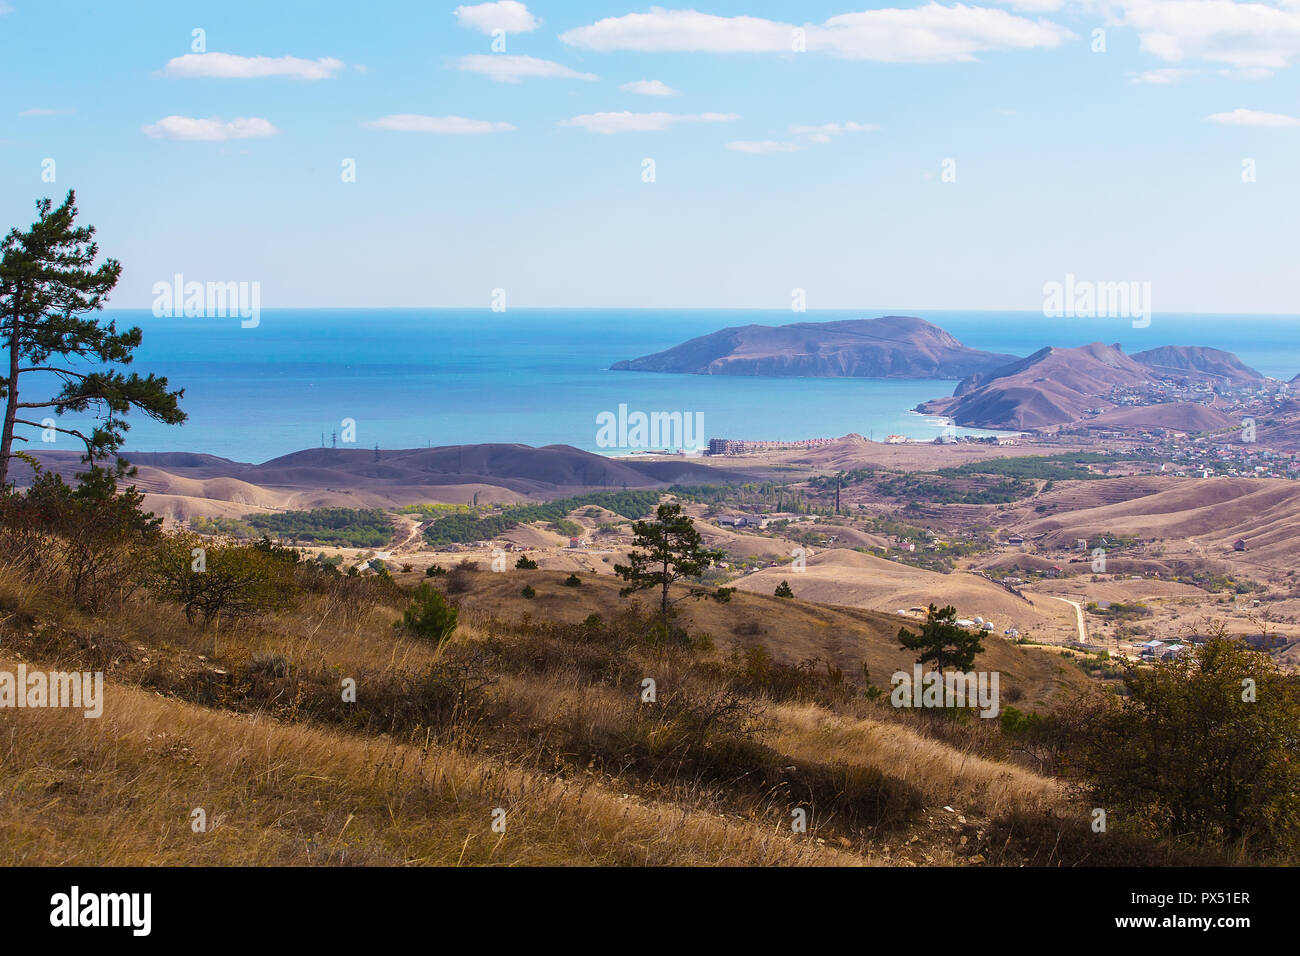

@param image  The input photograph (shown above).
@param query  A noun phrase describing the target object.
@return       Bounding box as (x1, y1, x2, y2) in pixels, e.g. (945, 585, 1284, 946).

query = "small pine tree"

(774, 580, 794, 598)
(897, 604, 984, 672)
(614, 502, 722, 626)
(521, 584, 536, 599)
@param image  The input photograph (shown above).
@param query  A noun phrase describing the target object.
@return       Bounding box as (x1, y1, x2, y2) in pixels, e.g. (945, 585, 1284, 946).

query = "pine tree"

(614, 502, 722, 627)
(0, 192, 185, 485)
(897, 603, 985, 672)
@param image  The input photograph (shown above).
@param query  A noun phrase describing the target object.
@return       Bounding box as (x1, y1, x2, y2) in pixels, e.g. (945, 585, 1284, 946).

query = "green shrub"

(1078, 631, 1300, 853)
(397, 584, 459, 647)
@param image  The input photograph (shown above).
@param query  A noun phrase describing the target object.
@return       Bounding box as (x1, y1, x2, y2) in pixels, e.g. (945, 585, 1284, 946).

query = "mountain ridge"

(922, 342, 1266, 430)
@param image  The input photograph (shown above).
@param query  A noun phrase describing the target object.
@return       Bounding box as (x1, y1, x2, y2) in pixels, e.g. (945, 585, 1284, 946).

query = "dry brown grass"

(0, 558, 1124, 866)
(761, 702, 1069, 819)
(0, 660, 865, 866)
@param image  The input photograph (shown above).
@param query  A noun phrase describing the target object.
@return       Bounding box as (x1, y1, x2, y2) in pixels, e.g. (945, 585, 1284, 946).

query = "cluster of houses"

(953, 615, 1010, 635)
(714, 512, 815, 529)
(715, 513, 770, 529)
(1138, 639, 1187, 660)
(897, 607, 1019, 638)
(705, 437, 838, 456)
(1132, 631, 1285, 659)
(930, 434, 1019, 446)
(1163, 441, 1300, 480)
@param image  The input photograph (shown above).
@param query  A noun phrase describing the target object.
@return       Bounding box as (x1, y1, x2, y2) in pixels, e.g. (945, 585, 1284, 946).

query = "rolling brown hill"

(452, 568, 1086, 707)
(732, 549, 1075, 639)
(16, 445, 759, 521)
(1017, 477, 1300, 566)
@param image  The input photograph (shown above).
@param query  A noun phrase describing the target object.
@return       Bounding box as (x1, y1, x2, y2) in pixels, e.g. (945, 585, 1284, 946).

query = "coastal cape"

(616, 316, 1269, 432)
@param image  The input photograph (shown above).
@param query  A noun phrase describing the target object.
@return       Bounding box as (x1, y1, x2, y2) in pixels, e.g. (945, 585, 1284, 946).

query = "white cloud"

(162, 52, 344, 80)
(993, 0, 1065, 10)
(817, 5, 1073, 61)
(729, 121, 877, 152)
(562, 9, 793, 53)
(727, 140, 805, 153)
(1219, 65, 1275, 79)
(142, 116, 278, 141)
(620, 79, 680, 96)
(1116, 0, 1300, 69)
(1207, 107, 1300, 126)
(789, 120, 879, 139)
(559, 111, 739, 133)
(18, 107, 72, 116)
(454, 1, 539, 34)
(1130, 67, 1200, 83)
(363, 114, 516, 133)
(561, 4, 1073, 63)
(1131, 66, 1275, 85)
(455, 54, 597, 83)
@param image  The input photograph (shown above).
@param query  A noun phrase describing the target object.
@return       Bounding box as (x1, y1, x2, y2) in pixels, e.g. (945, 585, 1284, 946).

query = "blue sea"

(44, 309, 1300, 463)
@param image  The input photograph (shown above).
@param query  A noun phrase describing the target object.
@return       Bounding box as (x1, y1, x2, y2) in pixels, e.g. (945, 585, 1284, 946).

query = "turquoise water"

(38, 309, 1300, 463)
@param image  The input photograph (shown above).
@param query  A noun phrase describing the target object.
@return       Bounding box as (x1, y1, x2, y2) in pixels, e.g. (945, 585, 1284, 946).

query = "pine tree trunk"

(661, 554, 670, 623)
(0, 287, 21, 488)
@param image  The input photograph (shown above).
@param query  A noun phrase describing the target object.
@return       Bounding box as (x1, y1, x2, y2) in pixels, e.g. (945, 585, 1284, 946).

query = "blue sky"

(1, 0, 1298, 313)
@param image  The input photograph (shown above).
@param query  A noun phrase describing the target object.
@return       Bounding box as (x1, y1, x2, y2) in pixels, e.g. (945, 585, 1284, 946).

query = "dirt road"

(1045, 596, 1088, 643)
